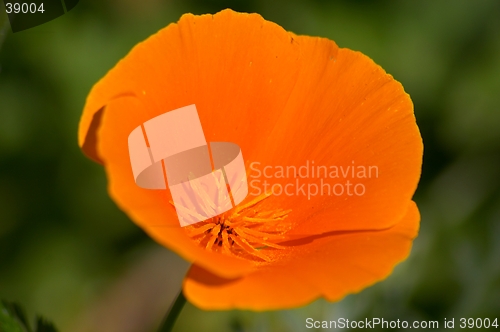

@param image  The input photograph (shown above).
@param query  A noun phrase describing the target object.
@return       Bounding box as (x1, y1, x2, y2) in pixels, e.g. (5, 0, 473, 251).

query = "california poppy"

(79, 9, 422, 310)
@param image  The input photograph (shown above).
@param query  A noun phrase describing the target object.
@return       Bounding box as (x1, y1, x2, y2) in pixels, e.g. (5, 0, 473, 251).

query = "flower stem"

(158, 290, 187, 332)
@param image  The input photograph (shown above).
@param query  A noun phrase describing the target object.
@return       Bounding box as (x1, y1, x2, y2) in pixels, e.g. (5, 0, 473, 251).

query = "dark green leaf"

(34, 317, 58, 332)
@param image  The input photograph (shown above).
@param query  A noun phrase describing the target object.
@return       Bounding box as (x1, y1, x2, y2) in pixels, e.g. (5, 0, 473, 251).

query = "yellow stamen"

(183, 192, 292, 262)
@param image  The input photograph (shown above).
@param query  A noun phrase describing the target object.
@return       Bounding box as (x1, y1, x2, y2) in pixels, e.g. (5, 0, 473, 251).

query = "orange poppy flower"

(78, 9, 422, 310)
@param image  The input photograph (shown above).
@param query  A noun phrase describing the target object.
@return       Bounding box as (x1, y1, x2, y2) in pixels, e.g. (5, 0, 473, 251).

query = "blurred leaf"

(0, 300, 30, 332)
(0, 301, 58, 332)
(34, 317, 58, 332)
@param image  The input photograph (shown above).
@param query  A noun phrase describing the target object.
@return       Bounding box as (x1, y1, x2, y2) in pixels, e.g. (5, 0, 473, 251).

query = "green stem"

(158, 290, 187, 332)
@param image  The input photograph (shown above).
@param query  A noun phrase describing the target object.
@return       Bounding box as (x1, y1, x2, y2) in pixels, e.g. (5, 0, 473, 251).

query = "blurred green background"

(1, 0, 499, 331)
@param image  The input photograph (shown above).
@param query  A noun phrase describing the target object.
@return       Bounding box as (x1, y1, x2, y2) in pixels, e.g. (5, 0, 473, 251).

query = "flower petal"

(79, 9, 303, 162)
(243, 35, 422, 235)
(183, 201, 419, 310)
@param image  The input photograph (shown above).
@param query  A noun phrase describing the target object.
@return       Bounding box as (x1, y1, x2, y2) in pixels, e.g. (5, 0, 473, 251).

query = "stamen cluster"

(185, 193, 292, 261)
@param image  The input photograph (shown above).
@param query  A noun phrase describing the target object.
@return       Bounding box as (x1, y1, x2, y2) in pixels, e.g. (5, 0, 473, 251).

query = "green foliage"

(0, 301, 58, 332)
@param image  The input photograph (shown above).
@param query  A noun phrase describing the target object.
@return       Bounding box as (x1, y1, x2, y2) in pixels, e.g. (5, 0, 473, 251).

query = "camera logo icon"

(128, 105, 249, 227)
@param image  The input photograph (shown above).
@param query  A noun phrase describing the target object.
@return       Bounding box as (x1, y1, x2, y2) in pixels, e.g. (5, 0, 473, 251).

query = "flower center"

(184, 192, 292, 261)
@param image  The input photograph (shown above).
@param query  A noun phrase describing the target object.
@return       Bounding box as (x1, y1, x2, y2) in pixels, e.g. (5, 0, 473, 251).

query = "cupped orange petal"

(79, 10, 303, 161)
(183, 201, 419, 310)
(241, 35, 422, 235)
